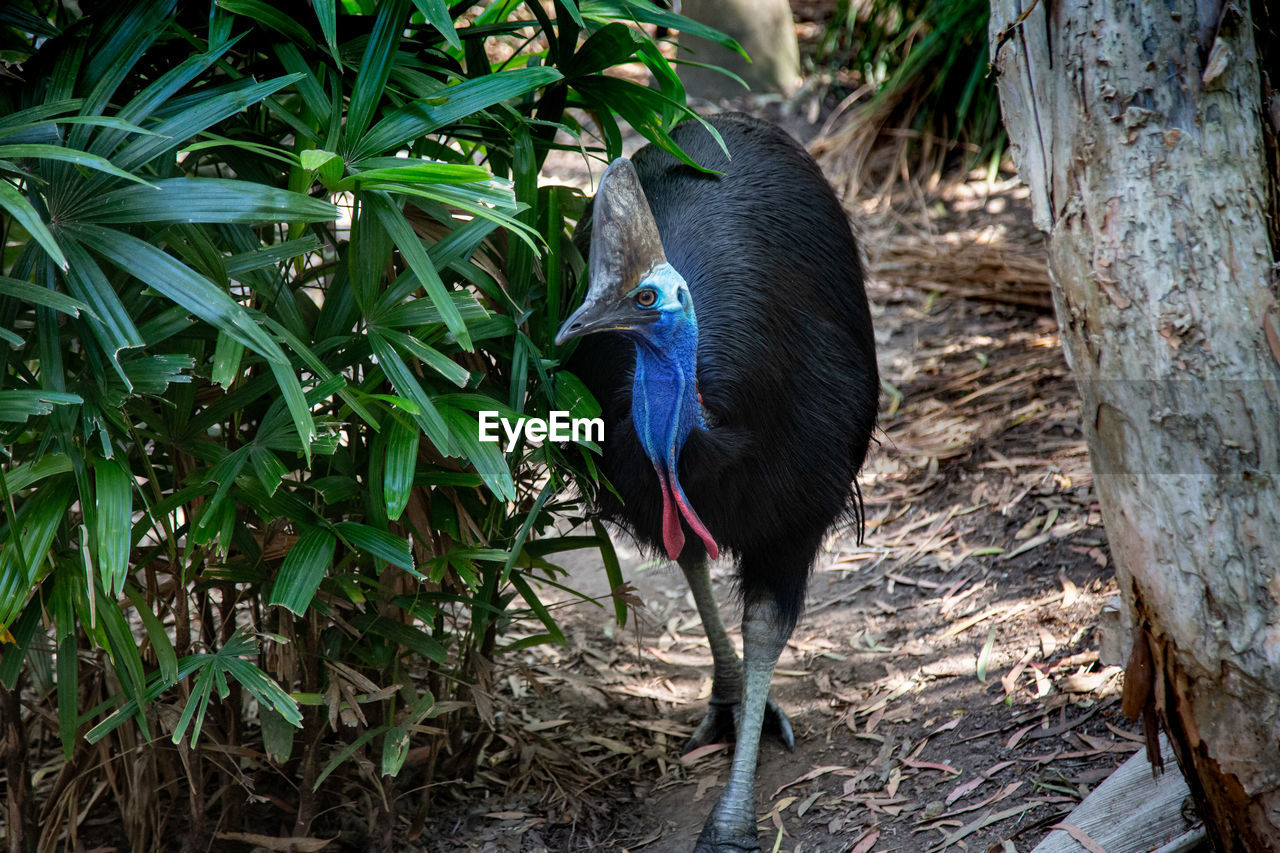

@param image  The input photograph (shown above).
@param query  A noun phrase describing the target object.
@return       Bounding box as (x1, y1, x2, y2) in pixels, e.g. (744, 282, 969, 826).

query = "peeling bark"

(990, 1, 1280, 849)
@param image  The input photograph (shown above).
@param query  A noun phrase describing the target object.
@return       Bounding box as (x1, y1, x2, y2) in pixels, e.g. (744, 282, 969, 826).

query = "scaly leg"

(679, 557, 793, 753)
(693, 597, 791, 852)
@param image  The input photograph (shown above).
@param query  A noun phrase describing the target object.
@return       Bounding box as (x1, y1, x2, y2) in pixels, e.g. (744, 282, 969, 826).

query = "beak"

(556, 157, 667, 348)
(554, 293, 655, 346)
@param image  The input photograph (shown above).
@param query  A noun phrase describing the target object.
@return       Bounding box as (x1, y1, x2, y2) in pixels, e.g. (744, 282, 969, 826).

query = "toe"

(683, 701, 737, 754)
(763, 695, 795, 751)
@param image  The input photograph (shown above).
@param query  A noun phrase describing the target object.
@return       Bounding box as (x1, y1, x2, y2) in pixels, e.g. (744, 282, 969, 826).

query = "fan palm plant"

(0, 0, 741, 847)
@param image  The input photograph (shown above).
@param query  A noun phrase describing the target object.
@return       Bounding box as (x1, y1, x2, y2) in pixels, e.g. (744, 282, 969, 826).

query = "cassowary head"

(554, 158, 694, 347)
(556, 157, 717, 562)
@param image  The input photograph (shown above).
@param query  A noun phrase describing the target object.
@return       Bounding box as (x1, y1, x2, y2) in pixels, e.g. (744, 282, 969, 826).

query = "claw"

(683, 699, 737, 754)
(683, 695, 794, 754)
(763, 695, 795, 752)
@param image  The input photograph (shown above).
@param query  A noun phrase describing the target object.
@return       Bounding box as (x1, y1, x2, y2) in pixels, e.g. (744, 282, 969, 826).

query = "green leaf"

(249, 445, 289, 497)
(334, 522, 416, 574)
(96, 586, 151, 738)
(573, 76, 725, 171)
(211, 332, 245, 388)
(90, 33, 247, 158)
(0, 275, 91, 318)
(64, 225, 317, 450)
(268, 527, 337, 616)
(508, 572, 567, 646)
(438, 404, 515, 501)
(86, 654, 204, 744)
(366, 329, 453, 457)
(121, 354, 194, 395)
(346, 0, 409, 142)
(300, 148, 341, 173)
(376, 327, 470, 388)
(92, 457, 132, 596)
(1, 454, 73, 493)
(78, 178, 338, 225)
(0, 115, 158, 143)
(59, 238, 146, 360)
(579, 0, 746, 57)
(112, 74, 306, 174)
(352, 614, 446, 663)
(564, 22, 645, 78)
(554, 370, 602, 422)
(357, 67, 563, 158)
(75, 0, 175, 134)
(372, 290, 489, 329)
(0, 144, 153, 185)
(260, 704, 297, 763)
(124, 585, 179, 685)
(0, 479, 73, 631)
(383, 413, 417, 522)
(193, 445, 250, 542)
(170, 633, 301, 746)
(0, 180, 67, 270)
(0, 390, 83, 422)
(66, 224, 277, 359)
(369, 192, 471, 350)
(224, 235, 322, 277)
(311, 0, 339, 60)
(345, 160, 492, 187)
(381, 725, 410, 776)
(314, 725, 388, 790)
(499, 479, 553, 587)
(275, 42, 330, 123)
(0, 599, 43, 688)
(592, 519, 628, 626)
(409, 0, 459, 49)
(0, 100, 83, 132)
(216, 0, 315, 46)
(0, 5, 62, 38)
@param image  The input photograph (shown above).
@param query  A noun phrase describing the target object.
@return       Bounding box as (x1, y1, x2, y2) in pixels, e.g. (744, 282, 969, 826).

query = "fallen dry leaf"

(1050, 821, 1109, 853)
(946, 776, 984, 805)
(771, 764, 848, 798)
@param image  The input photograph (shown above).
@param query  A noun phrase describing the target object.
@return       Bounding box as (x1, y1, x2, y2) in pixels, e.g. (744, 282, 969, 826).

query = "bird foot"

(682, 695, 794, 754)
(692, 802, 760, 852)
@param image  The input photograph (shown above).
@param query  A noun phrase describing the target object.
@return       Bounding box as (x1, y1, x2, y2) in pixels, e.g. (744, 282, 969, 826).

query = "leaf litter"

(417, 98, 1134, 853)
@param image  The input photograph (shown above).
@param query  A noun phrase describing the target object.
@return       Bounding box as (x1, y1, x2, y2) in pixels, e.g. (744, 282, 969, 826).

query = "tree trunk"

(990, 1, 1280, 849)
(675, 0, 800, 100)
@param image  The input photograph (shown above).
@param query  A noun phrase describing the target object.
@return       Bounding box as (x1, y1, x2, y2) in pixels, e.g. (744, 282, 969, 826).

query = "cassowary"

(555, 113, 878, 851)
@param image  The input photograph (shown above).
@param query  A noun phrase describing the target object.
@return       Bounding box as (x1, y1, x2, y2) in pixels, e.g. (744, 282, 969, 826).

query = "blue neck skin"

(624, 263, 718, 560)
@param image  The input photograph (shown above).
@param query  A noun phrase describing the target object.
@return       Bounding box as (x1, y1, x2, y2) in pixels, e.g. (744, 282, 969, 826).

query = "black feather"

(567, 113, 879, 633)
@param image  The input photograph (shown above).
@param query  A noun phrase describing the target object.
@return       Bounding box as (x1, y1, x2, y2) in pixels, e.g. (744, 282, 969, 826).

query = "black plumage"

(557, 112, 878, 851)
(569, 113, 878, 631)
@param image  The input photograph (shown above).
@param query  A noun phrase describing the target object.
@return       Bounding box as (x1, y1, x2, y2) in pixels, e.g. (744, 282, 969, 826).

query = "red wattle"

(673, 485, 719, 560)
(655, 465, 719, 561)
(656, 467, 685, 559)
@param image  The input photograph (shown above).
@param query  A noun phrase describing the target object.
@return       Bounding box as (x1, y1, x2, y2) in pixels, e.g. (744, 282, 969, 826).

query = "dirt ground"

(407, 102, 1175, 852)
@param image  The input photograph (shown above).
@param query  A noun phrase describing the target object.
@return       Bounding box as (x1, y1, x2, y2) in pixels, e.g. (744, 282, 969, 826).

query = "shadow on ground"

(414, 153, 1159, 852)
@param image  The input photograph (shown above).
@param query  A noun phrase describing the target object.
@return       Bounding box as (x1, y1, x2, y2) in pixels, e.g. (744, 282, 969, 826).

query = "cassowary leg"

(678, 558, 793, 753)
(694, 597, 791, 853)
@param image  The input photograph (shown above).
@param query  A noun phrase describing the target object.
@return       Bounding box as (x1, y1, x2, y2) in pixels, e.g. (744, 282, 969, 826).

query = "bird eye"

(635, 289, 657, 308)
